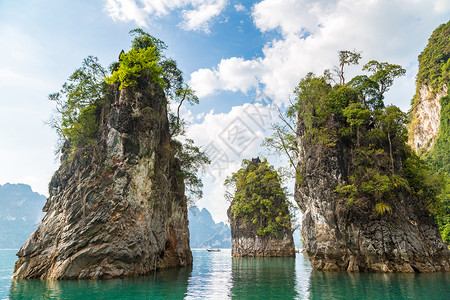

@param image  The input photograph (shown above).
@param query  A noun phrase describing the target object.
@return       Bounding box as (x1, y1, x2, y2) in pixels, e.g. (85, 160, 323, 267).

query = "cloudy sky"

(1, 0, 449, 223)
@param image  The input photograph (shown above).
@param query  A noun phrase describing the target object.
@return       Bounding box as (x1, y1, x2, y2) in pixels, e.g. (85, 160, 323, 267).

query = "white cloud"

(252, 0, 337, 36)
(234, 3, 246, 12)
(188, 0, 450, 110)
(190, 57, 263, 97)
(104, 0, 148, 26)
(184, 101, 285, 222)
(181, 0, 228, 33)
(104, 0, 228, 33)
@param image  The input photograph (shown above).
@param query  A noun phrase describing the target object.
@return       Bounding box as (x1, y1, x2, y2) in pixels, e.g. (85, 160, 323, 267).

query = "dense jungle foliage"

(225, 158, 293, 237)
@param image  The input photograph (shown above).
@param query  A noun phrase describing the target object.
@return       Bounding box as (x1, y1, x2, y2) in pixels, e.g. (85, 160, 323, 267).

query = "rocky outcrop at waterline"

(13, 71, 192, 279)
(294, 104, 450, 273)
(295, 141, 449, 272)
(227, 158, 295, 257)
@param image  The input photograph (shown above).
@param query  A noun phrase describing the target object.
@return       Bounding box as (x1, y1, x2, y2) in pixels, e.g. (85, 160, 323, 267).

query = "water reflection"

(231, 256, 297, 299)
(185, 249, 232, 299)
(9, 266, 192, 300)
(294, 253, 313, 299)
(308, 269, 450, 300)
(5, 251, 449, 300)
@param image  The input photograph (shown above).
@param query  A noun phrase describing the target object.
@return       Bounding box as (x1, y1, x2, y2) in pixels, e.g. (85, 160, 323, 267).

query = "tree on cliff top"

(225, 158, 294, 237)
(267, 51, 446, 236)
(48, 28, 209, 202)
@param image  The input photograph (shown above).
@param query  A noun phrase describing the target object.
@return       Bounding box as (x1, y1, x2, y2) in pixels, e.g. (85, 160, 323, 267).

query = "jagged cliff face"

(13, 73, 192, 279)
(295, 117, 450, 272)
(408, 84, 447, 152)
(227, 158, 295, 257)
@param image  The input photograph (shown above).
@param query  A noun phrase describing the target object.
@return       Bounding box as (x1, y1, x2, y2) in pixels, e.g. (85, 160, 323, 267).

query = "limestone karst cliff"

(408, 84, 447, 152)
(13, 69, 193, 279)
(409, 20, 450, 154)
(227, 158, 295, 257)
(408, 20, 450, 244)
(292, 57, 449, 272)
(296, 132, 449, 272)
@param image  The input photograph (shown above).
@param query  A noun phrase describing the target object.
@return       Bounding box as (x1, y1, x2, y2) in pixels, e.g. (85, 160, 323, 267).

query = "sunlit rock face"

(13, 73, 192, 279)
(408, 84, 447, 153)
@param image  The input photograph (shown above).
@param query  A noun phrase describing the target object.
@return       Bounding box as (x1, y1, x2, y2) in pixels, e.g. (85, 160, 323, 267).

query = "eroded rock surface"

(408, 84, 447, 153)
(13, 74, 192, 279)
(295, 123, 450, 272)
(228, 219, 295, 257)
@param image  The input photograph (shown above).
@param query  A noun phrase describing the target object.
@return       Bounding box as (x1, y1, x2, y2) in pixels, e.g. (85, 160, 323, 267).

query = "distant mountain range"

(0, 183, 46, 249)
(188, 206, 231, 249)
(188, 206, 303, 249)
(0, 183, 301, 250)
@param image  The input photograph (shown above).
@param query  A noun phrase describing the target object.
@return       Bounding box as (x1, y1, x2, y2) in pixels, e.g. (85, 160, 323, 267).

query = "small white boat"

(206, 249, 221, 252)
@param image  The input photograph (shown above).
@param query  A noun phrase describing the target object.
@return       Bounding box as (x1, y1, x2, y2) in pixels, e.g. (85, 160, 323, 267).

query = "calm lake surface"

(1, 249, 448, 299)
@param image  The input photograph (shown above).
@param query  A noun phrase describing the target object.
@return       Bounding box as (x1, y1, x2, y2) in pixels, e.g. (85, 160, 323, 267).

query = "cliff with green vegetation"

(267, 51, 449, 272)
(13, 30, 208, 279)
(409, 21, 450, 245)
(226, 158, 295, 257)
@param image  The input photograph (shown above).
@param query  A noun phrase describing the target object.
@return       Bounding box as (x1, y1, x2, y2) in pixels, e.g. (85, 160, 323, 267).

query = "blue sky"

(1, 0, 449, 222)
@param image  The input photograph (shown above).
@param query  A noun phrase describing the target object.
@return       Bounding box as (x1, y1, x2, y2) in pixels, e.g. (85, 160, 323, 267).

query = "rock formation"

(407, 20, 450, 245)
(294, 99, 450, 272)
(408, 20, 450, 154)
(227, 158, 295, 257)
(408, 84, 447, 153)
(292, 39, 450, 271)
(13, 71, 192, 279)
(295, 134, 449, 272)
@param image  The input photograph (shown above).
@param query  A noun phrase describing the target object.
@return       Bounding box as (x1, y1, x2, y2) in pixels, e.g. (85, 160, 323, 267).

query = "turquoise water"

(1, 249, 448, 299)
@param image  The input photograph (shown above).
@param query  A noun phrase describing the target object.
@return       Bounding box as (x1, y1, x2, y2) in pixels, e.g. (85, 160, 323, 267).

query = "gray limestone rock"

(13, 72, 192, 279)
(295, 118, 450, 272)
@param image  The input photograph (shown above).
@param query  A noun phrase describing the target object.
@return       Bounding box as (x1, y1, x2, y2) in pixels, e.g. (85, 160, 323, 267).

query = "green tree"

(274, 50, 443, 220)
(127, 28, 199, 131)
(225, 158, 294, 237)
(343, 102, 370, 147)
(48, 56, 108, 149)
(49, 29, 209, 204)
(347, 75, 384, 110)
(335, 50, 361, 85)
(362, 60, 406, 94)
(105, 47, 164, 90)
(377, 106, 407, 174)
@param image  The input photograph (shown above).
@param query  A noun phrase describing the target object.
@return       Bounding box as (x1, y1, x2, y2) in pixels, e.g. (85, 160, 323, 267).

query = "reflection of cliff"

(185, 251, 232, 298)
(308, 269, 450, 299)
(10, 266, 192, 299)
(231, 257, 297, 299)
